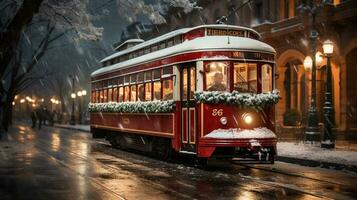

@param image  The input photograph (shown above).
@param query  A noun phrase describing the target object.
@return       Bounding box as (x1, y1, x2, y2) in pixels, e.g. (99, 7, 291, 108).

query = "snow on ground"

(277, 142, 357, 166)
(203, 127, 276, 139)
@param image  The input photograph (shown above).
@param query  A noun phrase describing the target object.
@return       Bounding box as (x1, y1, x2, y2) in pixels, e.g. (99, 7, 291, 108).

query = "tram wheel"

(152, 138, 171, 160)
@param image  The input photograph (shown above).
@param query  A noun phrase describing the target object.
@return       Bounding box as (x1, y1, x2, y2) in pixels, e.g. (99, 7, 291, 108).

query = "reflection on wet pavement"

(0, 124, 357, 200)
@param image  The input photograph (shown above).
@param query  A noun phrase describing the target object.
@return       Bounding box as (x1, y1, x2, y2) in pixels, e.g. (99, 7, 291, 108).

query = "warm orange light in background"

(304, 56, 313, 70)
(315, 51, 323, 66)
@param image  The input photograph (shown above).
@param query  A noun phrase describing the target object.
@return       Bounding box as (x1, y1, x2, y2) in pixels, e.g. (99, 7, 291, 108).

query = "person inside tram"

(207, 72, 227, 91)
(138, 85, 145, 101)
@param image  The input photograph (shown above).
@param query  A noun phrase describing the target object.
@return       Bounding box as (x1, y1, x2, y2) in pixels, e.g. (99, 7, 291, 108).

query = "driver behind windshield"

(207, 72, 227, 91)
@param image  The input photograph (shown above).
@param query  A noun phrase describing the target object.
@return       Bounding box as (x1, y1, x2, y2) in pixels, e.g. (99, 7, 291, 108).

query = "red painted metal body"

(91, 28, 277, 159)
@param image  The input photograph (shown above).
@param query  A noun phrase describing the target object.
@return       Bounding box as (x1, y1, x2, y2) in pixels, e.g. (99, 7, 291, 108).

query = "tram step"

(179, 150, 197, 155)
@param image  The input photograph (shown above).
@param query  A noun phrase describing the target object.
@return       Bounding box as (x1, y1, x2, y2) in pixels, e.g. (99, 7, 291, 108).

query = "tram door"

(180, 63, 197, 153)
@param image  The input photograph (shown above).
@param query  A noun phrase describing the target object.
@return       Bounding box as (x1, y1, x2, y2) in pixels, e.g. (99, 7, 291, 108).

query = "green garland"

(88, 100, 176, 113)
(194, 89, 280, 110)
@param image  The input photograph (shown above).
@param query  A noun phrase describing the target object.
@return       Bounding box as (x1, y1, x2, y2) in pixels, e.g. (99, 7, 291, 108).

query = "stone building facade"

(120, 0, 357, 137)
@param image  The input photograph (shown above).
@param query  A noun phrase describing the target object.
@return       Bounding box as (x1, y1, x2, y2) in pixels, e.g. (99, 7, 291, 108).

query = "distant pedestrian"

(36, 106, 45, 129)
(30, 110, 37, 128)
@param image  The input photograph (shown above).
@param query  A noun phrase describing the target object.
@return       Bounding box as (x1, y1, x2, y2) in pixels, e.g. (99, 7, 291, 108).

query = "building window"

(153, 81, 161, 100)
(205, 62, 228, 91)
(233, 63, 257, 93)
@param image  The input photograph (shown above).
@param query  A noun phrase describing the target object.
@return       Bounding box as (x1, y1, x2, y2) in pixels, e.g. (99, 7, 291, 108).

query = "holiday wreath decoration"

(88, 100, 176, 113)
(194, 89, 280, 110)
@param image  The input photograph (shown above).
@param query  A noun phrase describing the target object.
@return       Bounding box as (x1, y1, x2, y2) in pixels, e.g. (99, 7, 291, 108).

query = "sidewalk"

(276, 142, 357, 172)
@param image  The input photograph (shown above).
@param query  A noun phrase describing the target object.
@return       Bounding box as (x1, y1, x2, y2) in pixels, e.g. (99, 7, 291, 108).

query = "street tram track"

(32, 127, 356, 199)
(34, 135, 332, 200)
(34, 138, 193, 199)
(34, 140, 127, 200)
(232, 161, 350, 187)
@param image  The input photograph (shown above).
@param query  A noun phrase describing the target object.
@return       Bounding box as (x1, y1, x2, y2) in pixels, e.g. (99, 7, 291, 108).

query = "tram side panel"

(90, 112, 176, 139)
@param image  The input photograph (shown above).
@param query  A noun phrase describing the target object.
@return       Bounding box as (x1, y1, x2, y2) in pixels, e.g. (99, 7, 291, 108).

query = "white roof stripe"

(92, 36, 275, 77)
(100, 24, 261, 63)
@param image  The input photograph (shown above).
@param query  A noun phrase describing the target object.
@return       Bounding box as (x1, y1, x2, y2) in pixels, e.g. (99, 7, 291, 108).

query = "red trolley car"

(90, 25, 279, 163)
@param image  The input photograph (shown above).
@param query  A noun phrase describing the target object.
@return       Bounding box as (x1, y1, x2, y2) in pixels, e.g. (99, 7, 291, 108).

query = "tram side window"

(153, 81, 161, 100)
(103, 89, 108, 102)
(233, 63, 257, 93)
(124, 86, 129, 102)
(163, 79, 173, 100)
(130, 85, 137, 101)
(118, 87, 124, 102)
(113, 87, 118, 102)
(108, 87, 113, 102)
(137, 72, 144, 83)
(153, 68, 161, 80)
(262, 64, 273, 93)
(145, 83, 152, 101)
(138, 84, 144, 101)
(91, 90, 95, 103)
(99, 90, 103, 103)
(205, 62, 228, 91)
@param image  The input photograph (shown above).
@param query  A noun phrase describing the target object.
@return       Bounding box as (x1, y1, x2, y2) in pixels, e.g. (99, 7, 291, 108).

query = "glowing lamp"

(242, 113, 253, 124)
(71, 93, 76, 99)
(304, 56, 313, 71)
(323, 40, 334, 55)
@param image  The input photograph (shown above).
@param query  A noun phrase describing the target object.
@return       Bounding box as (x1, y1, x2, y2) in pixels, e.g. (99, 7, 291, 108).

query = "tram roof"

(100, 24, 261, 63)
(92, 35, 276, 77)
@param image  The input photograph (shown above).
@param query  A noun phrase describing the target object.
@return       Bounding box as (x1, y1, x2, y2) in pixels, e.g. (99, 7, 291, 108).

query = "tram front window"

(233, 63, 257, 93)
(205, 62, 228, 91)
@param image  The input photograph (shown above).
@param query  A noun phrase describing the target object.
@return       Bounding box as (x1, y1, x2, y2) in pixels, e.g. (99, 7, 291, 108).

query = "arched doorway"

(276, 49, 306, 126)
(346, 47, 357, 129)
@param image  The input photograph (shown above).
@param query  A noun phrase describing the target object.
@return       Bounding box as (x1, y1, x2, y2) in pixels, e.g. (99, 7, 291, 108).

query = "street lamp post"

(77, 91, 82, 124)
(304, 2, 321, 142)
(321, 40, 335, 148)
(81, 90, 87, 124)
(70, 76, 76, 125)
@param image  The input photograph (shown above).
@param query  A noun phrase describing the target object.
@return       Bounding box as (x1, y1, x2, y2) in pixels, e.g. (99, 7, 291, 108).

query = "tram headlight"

(242, 113, 253, 125)
(220, 117, 227, 125)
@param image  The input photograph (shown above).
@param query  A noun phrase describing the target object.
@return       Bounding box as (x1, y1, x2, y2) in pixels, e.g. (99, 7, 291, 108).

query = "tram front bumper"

(197, 127, 277, 158)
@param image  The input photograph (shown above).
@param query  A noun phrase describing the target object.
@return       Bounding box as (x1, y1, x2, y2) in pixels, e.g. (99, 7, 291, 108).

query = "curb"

(53, 124, 91, 133)
(277, 156, 357, 173)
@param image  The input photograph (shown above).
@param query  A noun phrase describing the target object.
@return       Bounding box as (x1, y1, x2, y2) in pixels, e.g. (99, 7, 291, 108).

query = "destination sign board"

(206, 28, 245, 37)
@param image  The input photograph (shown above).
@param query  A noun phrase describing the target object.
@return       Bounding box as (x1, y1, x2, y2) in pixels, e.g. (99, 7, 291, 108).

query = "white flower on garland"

(88, 100, 176, 113)
(194, 89, 280, 110)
